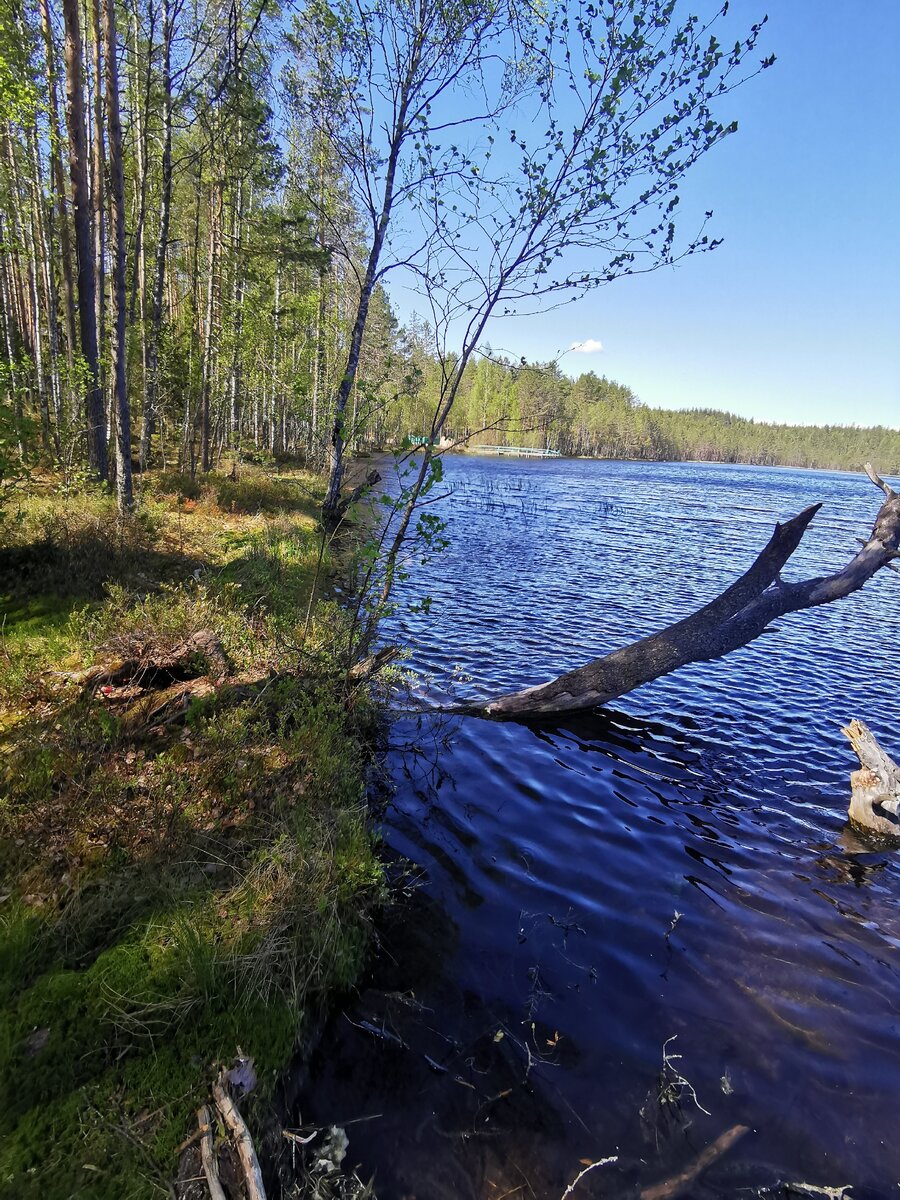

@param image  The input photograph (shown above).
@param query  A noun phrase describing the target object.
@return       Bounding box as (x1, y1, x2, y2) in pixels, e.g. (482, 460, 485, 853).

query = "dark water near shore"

(301, 459, 900, 1199)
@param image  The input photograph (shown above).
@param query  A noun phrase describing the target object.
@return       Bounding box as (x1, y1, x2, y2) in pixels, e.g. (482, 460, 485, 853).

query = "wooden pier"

(469, 445, 562, 458)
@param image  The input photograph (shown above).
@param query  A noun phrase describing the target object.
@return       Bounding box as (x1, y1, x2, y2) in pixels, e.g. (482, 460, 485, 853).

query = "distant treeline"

(396, 357, 900, 474)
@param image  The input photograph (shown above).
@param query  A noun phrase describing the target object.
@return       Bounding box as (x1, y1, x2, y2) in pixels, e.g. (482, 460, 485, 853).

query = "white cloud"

(568, 338, 603, 354)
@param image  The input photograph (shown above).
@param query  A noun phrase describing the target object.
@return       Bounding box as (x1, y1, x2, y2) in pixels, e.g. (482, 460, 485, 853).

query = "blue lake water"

(302, 458, 900, 1199)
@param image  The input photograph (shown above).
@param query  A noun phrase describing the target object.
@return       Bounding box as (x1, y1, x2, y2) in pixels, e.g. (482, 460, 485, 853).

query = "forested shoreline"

(1, 0, 894, 503)
(411, 363, 900, 474)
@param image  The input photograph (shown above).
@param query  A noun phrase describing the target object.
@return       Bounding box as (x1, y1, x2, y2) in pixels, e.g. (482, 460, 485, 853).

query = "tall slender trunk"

(13, 134, 51, 450)
(128, 0, 153, 329)
(30, 132, 63, 451)
(0, 225, 24, 455)
(62, 0, 107, 477)
(89, 0, 106, 369)
(141, 0, 173, 470)
(199, 181, 222, 473)
(39, 0, 78, 383)
(227, 174, 245, 447)
(102, 0, 131, 510)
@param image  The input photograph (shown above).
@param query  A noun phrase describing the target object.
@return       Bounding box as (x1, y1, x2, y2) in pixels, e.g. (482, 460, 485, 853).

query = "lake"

(300, 458, 900, 1199)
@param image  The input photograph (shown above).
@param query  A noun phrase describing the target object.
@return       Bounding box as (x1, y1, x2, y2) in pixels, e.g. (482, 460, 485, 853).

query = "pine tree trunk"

(61, 0, 107, 478)
(199, 181, 222, 474)
(39, 0, 78, 380)
(102, 0, 132, 510)
(141, 0, 173, 470)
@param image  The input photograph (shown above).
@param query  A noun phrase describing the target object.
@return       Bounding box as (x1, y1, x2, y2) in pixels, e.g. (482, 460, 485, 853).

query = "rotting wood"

(842, 718, 900, 836)
(474, 465, 900, 719)
(62, 627, 396, 739)
(639, 1123, 749, 1200)
(197, 1105, 227, 1200)
(73, 630, 233, 691)
(211, 1079, 266, 1200)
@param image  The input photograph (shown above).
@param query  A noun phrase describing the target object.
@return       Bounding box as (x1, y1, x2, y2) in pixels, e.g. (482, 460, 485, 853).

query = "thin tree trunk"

(128, 0, 153, 328)
(227, 174, 246, 448)
(140, 0, 173, 470)
(102, 0, 132, 510)
(0, 229, 24, 455)
(39, 0, 79, 377)
(28, 127, 63, 451)
(89, 0, 105, 354)
(62, 0, 107, 478)
(199, 181, 222, 474)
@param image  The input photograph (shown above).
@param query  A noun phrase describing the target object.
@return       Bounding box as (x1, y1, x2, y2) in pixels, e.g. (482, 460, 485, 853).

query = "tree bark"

(89, 0, 106, 383)
(102, 0, 132, 510)
(38, 0, 79, 375)
(476, 466, 900, 719)
(140, 0, 173, 470)
(62, 0, 107, 478)
(199, 181, 222, 474)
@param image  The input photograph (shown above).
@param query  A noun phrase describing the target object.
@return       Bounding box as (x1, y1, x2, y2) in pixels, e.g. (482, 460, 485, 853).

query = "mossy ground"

(0, 467, 386, 1198)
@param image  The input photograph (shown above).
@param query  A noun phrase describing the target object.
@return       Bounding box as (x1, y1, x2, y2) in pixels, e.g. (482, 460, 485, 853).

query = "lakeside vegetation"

(0, 467, 385, 1197)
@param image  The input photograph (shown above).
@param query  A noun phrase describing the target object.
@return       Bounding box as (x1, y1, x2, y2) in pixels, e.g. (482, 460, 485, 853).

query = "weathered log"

(478, 466, 900, 719)
(842, 718, 900, 836)
(197, 1105, 227, 1200)
(211, 1079, 266, 1200)
(73, 629, 233, 690)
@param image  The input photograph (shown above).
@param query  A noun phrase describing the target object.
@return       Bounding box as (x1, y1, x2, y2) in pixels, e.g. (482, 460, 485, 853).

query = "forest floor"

(0, 465, 388, 1199)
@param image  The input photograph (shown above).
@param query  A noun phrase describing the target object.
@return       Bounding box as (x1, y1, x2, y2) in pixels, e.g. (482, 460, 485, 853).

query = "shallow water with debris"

(298, 459, 900, 1199)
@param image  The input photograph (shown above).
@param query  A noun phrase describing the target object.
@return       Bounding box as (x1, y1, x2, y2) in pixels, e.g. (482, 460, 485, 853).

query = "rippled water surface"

(302, 459, 900, 1199)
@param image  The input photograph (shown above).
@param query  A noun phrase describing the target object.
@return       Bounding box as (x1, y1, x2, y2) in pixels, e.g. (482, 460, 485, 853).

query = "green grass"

(0, 469, 386, 1198)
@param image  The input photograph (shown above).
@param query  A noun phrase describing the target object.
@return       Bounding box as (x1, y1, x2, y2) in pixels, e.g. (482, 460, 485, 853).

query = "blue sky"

(390, 3, 900, 429)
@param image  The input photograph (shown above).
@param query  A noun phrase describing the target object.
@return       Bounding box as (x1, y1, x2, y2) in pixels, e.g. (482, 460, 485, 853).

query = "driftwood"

(478, 465, 900, 718)
(842, 718, 900, 836)
(211, 1079, 267, 1200)
(197, 1105, 227, 1200)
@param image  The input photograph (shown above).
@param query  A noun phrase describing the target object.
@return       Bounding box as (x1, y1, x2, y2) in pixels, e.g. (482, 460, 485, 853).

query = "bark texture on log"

(843, 718, 900, 837)
(480, 466, 900, 718)
(211, 1080, 267, 1200)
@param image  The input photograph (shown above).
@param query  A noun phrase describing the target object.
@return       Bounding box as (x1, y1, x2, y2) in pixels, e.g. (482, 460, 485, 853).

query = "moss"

(0, 470, 385, 1199)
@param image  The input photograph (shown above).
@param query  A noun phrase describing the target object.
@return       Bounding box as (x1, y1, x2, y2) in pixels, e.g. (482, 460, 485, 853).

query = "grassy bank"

(0, 468, 386, 1198)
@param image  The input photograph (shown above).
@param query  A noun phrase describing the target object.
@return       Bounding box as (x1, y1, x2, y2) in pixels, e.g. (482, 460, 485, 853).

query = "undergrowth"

(0, 467, 386, 1199)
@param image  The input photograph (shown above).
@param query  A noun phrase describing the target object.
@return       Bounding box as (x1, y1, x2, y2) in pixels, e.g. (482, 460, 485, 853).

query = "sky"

(388, 3, 900, 429)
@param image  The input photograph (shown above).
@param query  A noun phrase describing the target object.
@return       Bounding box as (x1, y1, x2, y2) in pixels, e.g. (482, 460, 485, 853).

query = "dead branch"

(639, 1123, 749, 1200)
(347, 645, 400, 682)
(477, 468, 900, 718)
(72, 630, 233, 691)
(197, 1105, 227, 1200)
(211, 1080, 266, 1200)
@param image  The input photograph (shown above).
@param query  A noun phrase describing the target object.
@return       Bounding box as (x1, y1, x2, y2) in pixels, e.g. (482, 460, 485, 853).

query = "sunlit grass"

(0, 467, 385, 1198)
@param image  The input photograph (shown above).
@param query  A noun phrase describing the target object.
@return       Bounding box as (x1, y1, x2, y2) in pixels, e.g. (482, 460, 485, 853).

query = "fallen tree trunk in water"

(843, 718, 900, 836)
(475, 465, 900, 719)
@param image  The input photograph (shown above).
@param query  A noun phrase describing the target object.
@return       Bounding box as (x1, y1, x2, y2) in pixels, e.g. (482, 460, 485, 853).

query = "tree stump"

(842, 719, 900, 836)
